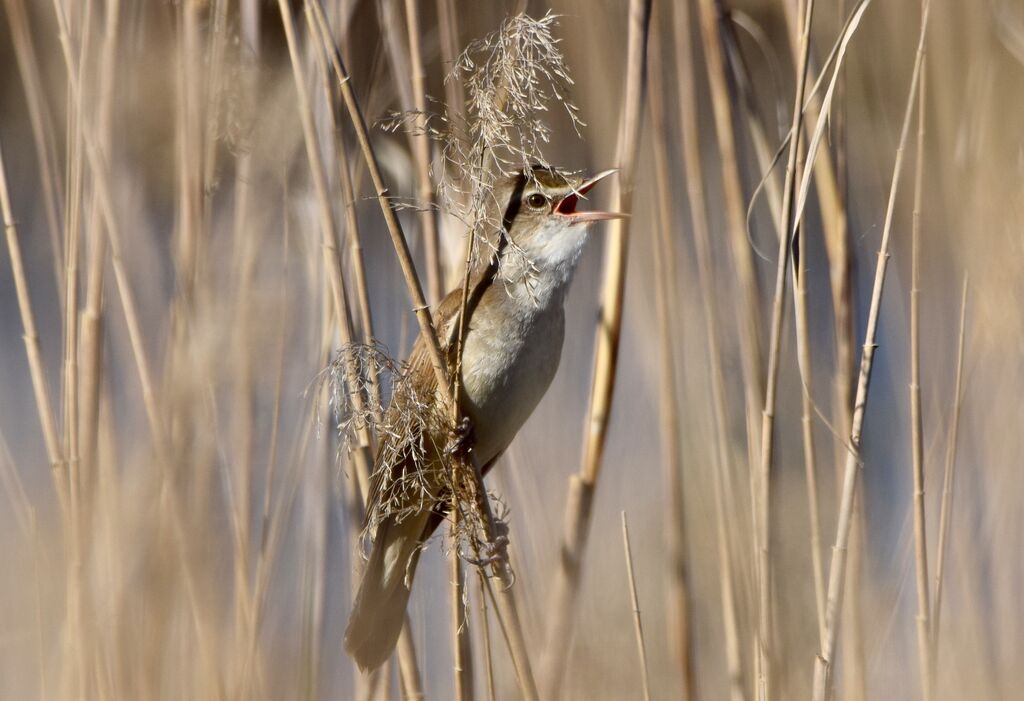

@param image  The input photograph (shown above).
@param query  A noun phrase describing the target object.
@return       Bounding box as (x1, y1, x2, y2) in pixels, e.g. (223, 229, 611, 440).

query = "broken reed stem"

(909, 55, 933, 701)
(283, 3, 426, 696)
(931, 275, 968, 675)
(812, 3, 931, 698)
(404, 0, 444, 304)
(307, 3, 537, 697)
(672, 0, 745, 696)
(541, 1, 651, 698)
(648, 17, 696, 697)
(696, 0, 766, 483)
(0, 142, 69, 520)
(621, 512, 653, 701)
(755, 1, 816, 696)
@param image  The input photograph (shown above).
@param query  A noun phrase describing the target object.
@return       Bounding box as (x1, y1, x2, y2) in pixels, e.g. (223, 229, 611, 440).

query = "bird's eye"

(526, 193, 548, 209)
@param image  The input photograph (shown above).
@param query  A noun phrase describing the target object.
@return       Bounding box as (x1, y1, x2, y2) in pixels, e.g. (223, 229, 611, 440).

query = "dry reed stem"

(78, 0, 120, 508)
(308, 4, 537, 696)
(404, 0, 444, 304)
(794, 216, 827, 647)
(541, 1, 651, 697)
(725, 4, 828, 648)
(720, 14, 785, 234)
(621, 512, 653, 701)
(672, 0, 745, 696)
(909, 56, 933, 701)
(0, 143, 69, 518)
(784, 0, 867, 692)
(308, 0, 448, 399)
(59, 1, 90, 694)
(281, 3, 426, 696)
(2, 0, 65, 297)
(753, 1, 815, 696)
(696, 0, 766, 486)
(449, 524, 473, 701)
(931, 275, 968, 674)
(648, 16, 696, 697)
(778, 0, 852, 332)
(477, 571, 497, 701)
(812, 3, 931, 697)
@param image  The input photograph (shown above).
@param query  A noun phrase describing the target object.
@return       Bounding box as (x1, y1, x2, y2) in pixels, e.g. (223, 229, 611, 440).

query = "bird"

(344, 164, 622, 671)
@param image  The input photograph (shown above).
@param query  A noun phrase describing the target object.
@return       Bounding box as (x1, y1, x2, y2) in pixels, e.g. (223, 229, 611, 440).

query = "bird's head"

(495, 165, 622, 279)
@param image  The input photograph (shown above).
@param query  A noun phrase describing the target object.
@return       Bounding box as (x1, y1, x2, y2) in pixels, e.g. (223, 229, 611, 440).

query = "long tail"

(344, 511, 430, 670)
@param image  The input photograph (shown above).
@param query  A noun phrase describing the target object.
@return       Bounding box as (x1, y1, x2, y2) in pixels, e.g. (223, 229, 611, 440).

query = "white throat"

(497, 218, 590, 309)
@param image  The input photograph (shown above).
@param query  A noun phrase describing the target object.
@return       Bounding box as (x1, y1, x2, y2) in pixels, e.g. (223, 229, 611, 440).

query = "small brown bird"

(344, 165, 621, 670)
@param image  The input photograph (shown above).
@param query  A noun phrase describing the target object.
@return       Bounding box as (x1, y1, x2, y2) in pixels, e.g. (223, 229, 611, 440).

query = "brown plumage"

(344, 166, 621, 670)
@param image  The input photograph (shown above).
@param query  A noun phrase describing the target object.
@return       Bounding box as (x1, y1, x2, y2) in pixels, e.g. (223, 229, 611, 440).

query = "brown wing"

(361, 285, 467, 526)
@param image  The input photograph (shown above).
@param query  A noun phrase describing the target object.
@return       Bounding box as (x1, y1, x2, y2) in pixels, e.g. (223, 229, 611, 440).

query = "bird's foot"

(463, 523, 514, 585)
(444, 416, 474, 458)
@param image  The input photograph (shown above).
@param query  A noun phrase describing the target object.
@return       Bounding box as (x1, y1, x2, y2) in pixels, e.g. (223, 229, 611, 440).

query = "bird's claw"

(464, 534, 512, 581)
(445, 416, 474, 458)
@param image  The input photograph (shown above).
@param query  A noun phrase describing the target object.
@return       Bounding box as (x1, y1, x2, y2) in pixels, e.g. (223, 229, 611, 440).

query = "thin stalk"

(61, 1, 91, 694)
(404, 0, 444, 303)
(753, 0, 816, 695)
(622, 512, 653, 701)
(280, 3, 425, 696)
(309, 0, 447, 392)
(0, 143, 69, 518)
(2, 0, 65, 297)
(308, 3, 536, 696)
(696, 0, 766, 485)
(477, 571, 497, 701)
(450, 528, 473, 701)
(648, 17, 696, 698)
(812, 3, 931, 698)
(672, 0, 745, 696)
(727, 2, 828, 649)
(794, 219, 827, 647)
(542, 2, 651, 698)
(931, 275, 968, 674)
(909, 56, 933, 701)
(79, 0, 120, 508)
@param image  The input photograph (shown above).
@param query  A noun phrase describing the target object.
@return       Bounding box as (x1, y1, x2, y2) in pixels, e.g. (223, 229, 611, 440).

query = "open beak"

(555, 169, 628, 225)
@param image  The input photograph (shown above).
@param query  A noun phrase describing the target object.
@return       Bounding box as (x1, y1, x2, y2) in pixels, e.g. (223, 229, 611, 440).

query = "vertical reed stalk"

(0, 143, 69, 518)
(696, 0, 766, 486)
(648, 15, 696, 697)
(282, 3, 428, 697)
(307, 4, 536, 696)
(404, 0, 444, 304)
(542, 2, 651, 697)
(812, 4, 931, 697)
(753, 1, 816, 695)
(673, 0, 745, 696)
(909, 56, 933, 701)
(2, 0, 65, 296)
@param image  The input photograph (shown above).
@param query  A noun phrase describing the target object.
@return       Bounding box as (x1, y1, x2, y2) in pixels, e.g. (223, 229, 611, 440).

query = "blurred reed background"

(0, 0, 1022, 699)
